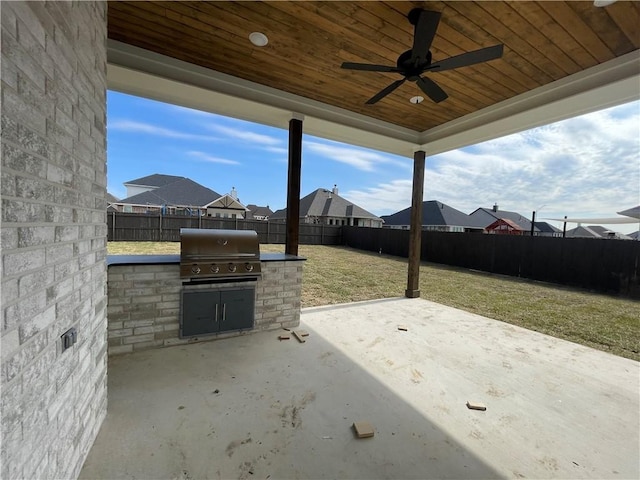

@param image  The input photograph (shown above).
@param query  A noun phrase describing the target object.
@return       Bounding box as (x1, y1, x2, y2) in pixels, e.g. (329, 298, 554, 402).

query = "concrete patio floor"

(80, 297, 639, 480)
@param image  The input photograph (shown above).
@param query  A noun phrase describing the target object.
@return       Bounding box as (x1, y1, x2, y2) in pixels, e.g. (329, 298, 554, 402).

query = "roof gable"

(204, 194, 248, 211)
(487, 218, 523, 231)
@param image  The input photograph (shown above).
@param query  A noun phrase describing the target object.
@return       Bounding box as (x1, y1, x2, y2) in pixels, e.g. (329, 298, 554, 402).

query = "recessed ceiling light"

(410, 96, 424, 104)
(249, 32, 268, 47)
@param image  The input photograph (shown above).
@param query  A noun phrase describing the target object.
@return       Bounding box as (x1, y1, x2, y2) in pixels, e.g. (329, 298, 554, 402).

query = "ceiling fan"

(341, 8, 504, 105)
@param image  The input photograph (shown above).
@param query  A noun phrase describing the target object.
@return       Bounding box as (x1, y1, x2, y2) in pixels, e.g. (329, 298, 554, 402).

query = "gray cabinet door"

(181, 291, 220, 337)
(219, 289, 255, 332)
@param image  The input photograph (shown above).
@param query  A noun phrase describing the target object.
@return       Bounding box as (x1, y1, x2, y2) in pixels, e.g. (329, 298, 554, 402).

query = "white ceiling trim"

(107, 40, 639, 159)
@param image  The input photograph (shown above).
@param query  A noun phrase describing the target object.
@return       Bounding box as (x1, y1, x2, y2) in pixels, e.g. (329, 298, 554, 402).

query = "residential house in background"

(381, 200, 485, 232)
(486, 218, 526, 235)
(111, 174, 220, 214)
(111, 174, 249, 218)
(205, 187, 249, 219)
(246, 204, 274, 221)
(106, 193, 119, 213)
(271, 186, 383, 227)
(469, 204, 538, 234)
(534, 222, 562, 237)
(566, 225, 632, 240)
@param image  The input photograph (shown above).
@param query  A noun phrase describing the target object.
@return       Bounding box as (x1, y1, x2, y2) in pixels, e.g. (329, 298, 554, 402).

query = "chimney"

(230, 187, 237, 200)
(332, 184, 338, 195)
(492, 203, 499, 212)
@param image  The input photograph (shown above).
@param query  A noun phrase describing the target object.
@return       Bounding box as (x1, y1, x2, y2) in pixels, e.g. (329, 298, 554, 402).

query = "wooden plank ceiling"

(107, 1, 639, 133)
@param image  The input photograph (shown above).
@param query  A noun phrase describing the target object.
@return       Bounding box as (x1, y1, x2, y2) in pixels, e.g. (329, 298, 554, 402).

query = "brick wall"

(107, 260, 303, 355)
(1, 2, 108, 479)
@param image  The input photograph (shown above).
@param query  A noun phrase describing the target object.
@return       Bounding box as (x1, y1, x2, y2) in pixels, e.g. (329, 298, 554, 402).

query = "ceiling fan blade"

(366, 79, 406, 104)
(427, 44, 504, 72)
(411, 10, 441, 65)
(341, 62, 400, 73)
(416, 76, 448, 103)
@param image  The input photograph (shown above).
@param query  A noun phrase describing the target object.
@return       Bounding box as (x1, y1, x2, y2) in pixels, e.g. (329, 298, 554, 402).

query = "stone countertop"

(107, 253, 306, 266)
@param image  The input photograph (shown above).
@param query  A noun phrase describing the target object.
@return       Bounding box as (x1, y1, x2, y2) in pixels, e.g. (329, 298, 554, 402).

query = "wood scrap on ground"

(278, 335, 290, 341)
(352, 421, 375, 438)
(466, 401, 487, 411)
(292, 330, 306, 343)
(397, 325, 408, 331)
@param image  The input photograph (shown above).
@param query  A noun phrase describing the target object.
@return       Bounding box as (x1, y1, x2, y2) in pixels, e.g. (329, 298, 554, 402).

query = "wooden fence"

(107, 213, 639, 297)
(343, 227, 640, 298)
(107, 212, 342, 245)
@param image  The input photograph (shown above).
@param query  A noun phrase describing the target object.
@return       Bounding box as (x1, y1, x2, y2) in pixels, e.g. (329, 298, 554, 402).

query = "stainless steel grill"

(180, 228, 261, 280)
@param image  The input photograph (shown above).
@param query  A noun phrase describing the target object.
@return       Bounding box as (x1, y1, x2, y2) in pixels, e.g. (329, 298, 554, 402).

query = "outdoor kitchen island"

(106, 252, 305, 356)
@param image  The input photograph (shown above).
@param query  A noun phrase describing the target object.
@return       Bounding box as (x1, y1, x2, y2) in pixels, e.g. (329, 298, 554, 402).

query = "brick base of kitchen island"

(106, 255, 305, 355)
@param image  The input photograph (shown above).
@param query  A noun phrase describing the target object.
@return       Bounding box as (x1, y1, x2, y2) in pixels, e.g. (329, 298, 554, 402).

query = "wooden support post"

(405, 150, 425, 298)
(286, 117, 303, 256)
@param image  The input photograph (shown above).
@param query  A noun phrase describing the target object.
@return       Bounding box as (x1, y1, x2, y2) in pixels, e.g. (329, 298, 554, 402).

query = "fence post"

(159, 211, 162, 241)
(321, 223, 324, 245)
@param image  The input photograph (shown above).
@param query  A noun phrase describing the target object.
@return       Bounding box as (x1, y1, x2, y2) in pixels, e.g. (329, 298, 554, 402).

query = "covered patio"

(2, 3, 639, 479)
(80, 298, 639, 479)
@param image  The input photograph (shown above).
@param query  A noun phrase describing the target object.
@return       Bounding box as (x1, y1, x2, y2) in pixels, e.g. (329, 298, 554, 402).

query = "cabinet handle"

(215, 304, 218, 323)
(222, 304, 226, 322)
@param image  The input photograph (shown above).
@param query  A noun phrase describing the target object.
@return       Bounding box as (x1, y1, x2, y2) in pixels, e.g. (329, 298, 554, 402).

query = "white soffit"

(107, 40, 639, 159)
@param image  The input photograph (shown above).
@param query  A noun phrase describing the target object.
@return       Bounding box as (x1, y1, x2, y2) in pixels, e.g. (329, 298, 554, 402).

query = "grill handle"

(215, 304, 219, 324)
(222, 304, 226, 322)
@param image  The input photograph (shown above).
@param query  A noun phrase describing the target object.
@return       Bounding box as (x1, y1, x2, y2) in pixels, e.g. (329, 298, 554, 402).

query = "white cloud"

(109, 120, 218, 141)
(208, 125, 282, 147)
(265, 146, 288, 154)
(342, 102, 640, 230)
(304, 140, 410, 172)
(187, 151, 240, 166)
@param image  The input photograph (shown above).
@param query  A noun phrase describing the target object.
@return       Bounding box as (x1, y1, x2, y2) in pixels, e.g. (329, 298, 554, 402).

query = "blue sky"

(107, 91, 640, 233)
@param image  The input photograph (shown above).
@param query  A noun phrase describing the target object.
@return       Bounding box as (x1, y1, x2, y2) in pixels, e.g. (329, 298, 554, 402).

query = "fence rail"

(107, 212, 342, 245)
(343, 227, 640, 298)
(107, 213, 639, 297)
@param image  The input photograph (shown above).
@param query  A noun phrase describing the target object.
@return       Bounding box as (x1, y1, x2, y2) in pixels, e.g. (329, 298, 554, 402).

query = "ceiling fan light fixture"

(249, 32, 268, 47)
(593, 0, 617, 6)
(410, 96, 424, 104)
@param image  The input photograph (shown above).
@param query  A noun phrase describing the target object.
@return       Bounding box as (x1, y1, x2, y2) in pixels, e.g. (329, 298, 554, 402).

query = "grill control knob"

(191, 266, 201, 275)
(228, 263, 237, 273)
(210, 264, 220, 274)
(245, 263, 254, 272)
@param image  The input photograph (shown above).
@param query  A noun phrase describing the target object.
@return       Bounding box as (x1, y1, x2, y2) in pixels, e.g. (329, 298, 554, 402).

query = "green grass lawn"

(108, 242, 639, 361)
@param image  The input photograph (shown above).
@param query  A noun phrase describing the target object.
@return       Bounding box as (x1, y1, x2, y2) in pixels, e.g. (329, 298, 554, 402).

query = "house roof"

(118, 177, 221, 207)
(470, 207, 538, 232)
(381, 200, 485, 229)
(487, 218, 524, 231)
(534, 222, 561, 233)
(247, 205, 274, 217)
(566, 225, 610, 238)
(271, 188, 380, 221)
(123, 173, 185, 188)
(106, 192, 119, 203)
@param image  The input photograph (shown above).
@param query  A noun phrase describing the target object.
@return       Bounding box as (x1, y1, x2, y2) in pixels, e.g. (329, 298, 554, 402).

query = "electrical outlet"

(61, 327, 77, 352)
